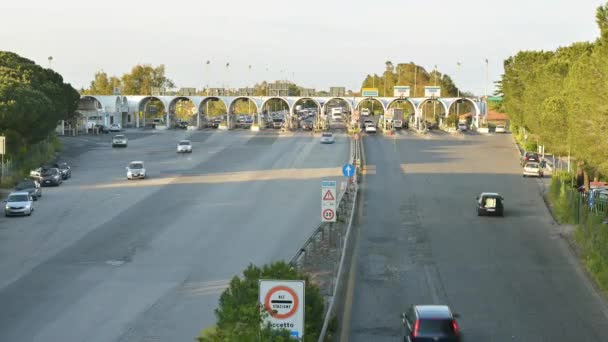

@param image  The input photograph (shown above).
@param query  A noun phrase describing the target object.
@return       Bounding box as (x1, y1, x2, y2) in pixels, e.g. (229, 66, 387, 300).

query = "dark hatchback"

(15, 179, 41, 200)
(40, 168, 63, 186)
(520, 151, 539, 166)
(402, 305, 461, 342)
(476, 192, 504, 216)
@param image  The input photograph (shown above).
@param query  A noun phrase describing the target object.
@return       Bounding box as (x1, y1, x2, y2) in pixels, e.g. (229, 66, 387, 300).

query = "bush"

(198, 261, 325, 342)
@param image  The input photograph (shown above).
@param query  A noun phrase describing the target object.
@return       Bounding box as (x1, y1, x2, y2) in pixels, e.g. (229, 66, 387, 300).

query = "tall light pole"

(433, 65, 438, 121)
(456, 61, 461, 115)
(484, 58, 489, 125)
(48, 56, 53, 69)
(225, 62, 230, 95)
(205, 60, 210, 95)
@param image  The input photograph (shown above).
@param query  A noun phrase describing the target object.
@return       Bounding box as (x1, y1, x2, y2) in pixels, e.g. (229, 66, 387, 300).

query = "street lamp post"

(456, 62, 461, 116)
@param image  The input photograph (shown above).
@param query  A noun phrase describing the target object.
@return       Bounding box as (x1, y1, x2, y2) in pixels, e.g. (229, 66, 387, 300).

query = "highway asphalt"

(0, 129, 349, 341)
(345, 130, 608, 341)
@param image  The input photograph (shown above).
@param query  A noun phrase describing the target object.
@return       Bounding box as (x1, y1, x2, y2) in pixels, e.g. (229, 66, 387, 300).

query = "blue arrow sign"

(342, 164, 355, 177)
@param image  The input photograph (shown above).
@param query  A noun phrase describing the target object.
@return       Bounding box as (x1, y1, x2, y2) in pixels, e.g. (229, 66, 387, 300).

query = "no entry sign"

(259, 280, 305, 338)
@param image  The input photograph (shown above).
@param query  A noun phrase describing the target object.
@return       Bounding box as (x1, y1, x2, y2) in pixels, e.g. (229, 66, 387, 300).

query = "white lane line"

(424, 265, 441, 304)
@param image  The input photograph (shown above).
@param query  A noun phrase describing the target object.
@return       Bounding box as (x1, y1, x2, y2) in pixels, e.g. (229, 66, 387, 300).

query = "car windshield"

(129, 163, 143, 169)
(179, 141, 191, 146)
(8, 194, 29, 202)
(322, 133, 333, 137)
(418, 319, 455, 336)
(42, 169, 57, 176)
(526, 163, 539, 168)
(114, 135, 125, 139)
(57, 164, 68, 169)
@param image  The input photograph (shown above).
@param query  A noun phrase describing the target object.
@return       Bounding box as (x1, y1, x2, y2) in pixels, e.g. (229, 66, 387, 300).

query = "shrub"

(198, 261, 325, 342)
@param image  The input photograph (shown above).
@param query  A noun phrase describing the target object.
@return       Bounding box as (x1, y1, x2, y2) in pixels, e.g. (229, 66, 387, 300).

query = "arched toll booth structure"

(79, 95, 484, 129)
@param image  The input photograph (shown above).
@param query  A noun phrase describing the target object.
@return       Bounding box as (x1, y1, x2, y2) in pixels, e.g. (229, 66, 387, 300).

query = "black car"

(94, 124, 110, 134)
(402, 305, 461, 342)
(14, 179, 42, 200)
(520, 151, 539, 166)
(176, 120, 188, 129)
(53, 162, 71, 179)
(40, 168, 63, 186)
(476, 192, 504, 216)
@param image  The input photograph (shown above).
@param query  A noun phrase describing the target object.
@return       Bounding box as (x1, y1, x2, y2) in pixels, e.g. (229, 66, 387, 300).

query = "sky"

(0, 0, 605, 95)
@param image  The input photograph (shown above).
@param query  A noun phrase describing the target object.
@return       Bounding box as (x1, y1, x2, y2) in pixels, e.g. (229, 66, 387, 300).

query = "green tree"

(121, 64, 175, 95)
(199, 261, 324, 342)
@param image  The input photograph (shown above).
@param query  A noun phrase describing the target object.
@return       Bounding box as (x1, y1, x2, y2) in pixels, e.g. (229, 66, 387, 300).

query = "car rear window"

(322, 133, 332, 137)
(419, 319, 455, 336)
(179, 141, 191, 145)
(526, 163, 539, 168)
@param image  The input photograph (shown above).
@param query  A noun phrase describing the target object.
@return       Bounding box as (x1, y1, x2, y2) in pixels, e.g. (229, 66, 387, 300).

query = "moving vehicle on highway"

(94, 124, 109, 134)
(393, 119, 403, 129)
(109, 123, 122, 132)
(476, 192, 504, 216)
(364, 120, 376, 133)
(402, 305, 461, 342)
(126, 161, 146, 180)
(53, 162, 71, 179)
(495, 124, 506, 133)
(301, 119, 314, 130)
(520, 151, 539, 166)
(4, 192, 35, 217)
(457, 122, 468, 131)
(40, 168, 63, 186)
(112, 134, 128, 148)
(15, 178, 41, 200)
(523, 162, 544, 177)
(272, 118, 284, 129)
(320, 132, 335, 144)
(176, 120, 188, 129)
(177, 140, 193, 153)
(360, 108, 370, 116)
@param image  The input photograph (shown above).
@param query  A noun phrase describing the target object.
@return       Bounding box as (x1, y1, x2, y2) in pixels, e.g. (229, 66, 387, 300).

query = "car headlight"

(5, 205, 9, 210)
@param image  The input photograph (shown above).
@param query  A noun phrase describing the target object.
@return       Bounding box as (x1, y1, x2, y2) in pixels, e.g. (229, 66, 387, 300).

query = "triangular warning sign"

(323, 190, 335, 201)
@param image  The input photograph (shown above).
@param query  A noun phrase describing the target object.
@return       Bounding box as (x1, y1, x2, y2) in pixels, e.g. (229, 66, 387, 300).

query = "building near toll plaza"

(329, 87, 346, 97)
(268, 81, 295, 96)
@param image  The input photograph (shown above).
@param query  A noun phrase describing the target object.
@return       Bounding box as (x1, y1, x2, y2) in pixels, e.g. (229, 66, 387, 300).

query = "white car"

(523, 162, 544, 177)
(495, 125, 506, 133)
(458, 123, 468, 131)
(112, 134, 128, 148)
(126, 161, 146, 180)
(4, 191, 34, 217)
(177, 140, 193, 153)
(360, 108, 370, 116)
(109, 123, 122, 132)
(364, 121, 377, 133)
(320, 133, 335, 144)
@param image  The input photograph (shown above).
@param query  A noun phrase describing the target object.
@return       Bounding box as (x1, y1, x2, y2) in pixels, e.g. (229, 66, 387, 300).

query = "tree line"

(501, 2, 608, 178)
(0, 51, 80, 166)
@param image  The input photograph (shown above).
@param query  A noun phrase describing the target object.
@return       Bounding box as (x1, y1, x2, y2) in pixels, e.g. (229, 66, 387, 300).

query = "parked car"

(40, 168, 62, 186)
(177, 140, 193, 153)
(14, 179, 41, 200)
(126, 161, 146, 180)
(53, 162, 72, 179)
(476, 192, 504, 216)
(94, 124, 110, 134)
(495, 125, 506, 133)
(112, 134, 128, 148)
(402, 305, 461, 342)
(4, 192, 35, 217)
(520, 151, 539, 166)
(320, 132, 335, 144)
(523, 162, 544, 177)
(109, 123, 122, 132)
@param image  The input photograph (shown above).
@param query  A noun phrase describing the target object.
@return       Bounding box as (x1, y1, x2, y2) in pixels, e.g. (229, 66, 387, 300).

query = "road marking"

(424, 265, 441, 304)
(361, 165, 376, 175)
(83, 167, 343, 189)
(181, 279, 231, 297)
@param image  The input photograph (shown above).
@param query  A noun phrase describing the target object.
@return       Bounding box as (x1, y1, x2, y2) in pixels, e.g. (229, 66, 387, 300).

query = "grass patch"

(1, 136, 62, 188)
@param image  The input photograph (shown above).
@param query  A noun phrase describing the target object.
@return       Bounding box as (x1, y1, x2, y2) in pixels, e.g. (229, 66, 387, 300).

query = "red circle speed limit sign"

(264, 285, 300, 319)
(323, 209, 335, 221)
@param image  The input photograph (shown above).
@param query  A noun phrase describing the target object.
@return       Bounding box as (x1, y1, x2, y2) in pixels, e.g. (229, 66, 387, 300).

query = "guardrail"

(289, 136, 362, 342)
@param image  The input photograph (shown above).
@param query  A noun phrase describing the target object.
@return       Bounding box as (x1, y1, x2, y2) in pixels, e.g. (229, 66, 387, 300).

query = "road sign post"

(0, 136, 5, 185)
(259, 280, 305, 339)
(361, 88, 379, 97)
(321, 180, 337, 222)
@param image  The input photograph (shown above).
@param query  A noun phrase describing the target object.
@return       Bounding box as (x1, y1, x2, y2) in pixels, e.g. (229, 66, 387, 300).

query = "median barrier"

(289, 137, 363, 342)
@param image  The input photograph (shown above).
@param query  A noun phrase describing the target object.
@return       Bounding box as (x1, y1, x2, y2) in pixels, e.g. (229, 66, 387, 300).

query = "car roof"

(480, 192, 501, 197)
(179, 140, 191, 143)
(415, 305, 452, 319)
(9, 191, 30, 196)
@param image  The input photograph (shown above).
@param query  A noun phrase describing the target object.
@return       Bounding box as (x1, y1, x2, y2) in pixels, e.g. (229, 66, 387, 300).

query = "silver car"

(112, 134, 128, 148)
(126, 161, 146, 180)
(4, 191, 34, 217)
(177, 140, 193, 153)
